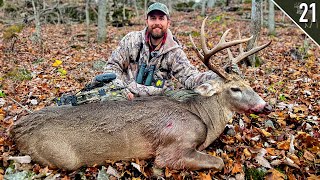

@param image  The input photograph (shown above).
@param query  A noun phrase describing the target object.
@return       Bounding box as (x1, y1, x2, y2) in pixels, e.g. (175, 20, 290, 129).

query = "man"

(94, 2, 218, 100)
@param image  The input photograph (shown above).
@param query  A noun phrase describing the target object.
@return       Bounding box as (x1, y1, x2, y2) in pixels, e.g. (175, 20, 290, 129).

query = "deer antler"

(227, 31, 272, 65)
(189, 17, 253, 79)
(189, 16, 271, 79)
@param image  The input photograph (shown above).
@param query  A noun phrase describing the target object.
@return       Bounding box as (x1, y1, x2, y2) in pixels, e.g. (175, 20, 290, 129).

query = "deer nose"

(252, 103, 272, 114)
(263, 104, 272, 113)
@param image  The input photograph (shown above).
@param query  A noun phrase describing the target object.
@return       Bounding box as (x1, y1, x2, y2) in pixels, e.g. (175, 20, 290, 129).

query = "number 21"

(299, 3, 316, 23)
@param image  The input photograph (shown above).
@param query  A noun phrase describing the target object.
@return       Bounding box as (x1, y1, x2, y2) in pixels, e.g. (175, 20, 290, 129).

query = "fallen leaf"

(199, 172, 211, 180)
(277, 140, 290, 150)
(265, 169, 285, 180)
(303, 150, 315, 161)
(260, 129, 272, 137)
(255, 148, 271, 169)
(52, 59, 62, 67)
(271, 159, 282, 166)
(284, 157, 300, 168)
(57, 68, 67, 75)
(307, 174, 320, 180)
(106, 165, 120, 178)
(8, 156, 31, 164)
(289, 134, 295, 153)
(131, 162, 141, 172)
(288, 172, 297, 180)
(243, 148, 251, 157)
(231, 162, 243, 174)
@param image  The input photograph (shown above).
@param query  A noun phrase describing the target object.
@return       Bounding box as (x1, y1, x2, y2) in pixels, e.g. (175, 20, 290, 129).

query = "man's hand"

(127, 92, 134, 100)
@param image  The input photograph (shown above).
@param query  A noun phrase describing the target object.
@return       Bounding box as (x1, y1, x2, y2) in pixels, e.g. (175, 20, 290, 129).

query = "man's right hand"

(127, 92, 134, 101)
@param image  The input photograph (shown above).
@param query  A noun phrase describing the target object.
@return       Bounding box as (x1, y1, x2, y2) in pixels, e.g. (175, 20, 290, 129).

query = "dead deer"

(11, 17, 271, 171)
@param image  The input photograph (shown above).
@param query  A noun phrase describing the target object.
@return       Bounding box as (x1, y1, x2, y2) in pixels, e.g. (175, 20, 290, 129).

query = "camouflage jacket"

(105, 27, 218, 96)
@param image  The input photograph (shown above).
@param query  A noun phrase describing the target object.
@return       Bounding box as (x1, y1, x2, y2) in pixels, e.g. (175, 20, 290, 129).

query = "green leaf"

(191, 31, 200, 37)
(97, 166, 109, 180)
(250, 114, 260, 119)
(0, 90, 5, 97)
(278, 94, 286, 101)
(57, 68, 67, 76)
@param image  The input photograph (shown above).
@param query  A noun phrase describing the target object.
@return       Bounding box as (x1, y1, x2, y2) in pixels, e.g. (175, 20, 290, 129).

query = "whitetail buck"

(12, 17, 271, 171)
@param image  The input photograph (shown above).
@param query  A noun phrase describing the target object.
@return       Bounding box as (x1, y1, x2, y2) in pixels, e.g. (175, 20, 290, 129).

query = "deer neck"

(189, 95, 233, 150)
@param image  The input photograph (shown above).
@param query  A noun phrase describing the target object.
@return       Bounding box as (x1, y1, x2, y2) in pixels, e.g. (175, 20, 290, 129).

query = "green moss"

(3, 24, 24, 40)
(245, 168, 267, 180)
(6, 68, 32, 81)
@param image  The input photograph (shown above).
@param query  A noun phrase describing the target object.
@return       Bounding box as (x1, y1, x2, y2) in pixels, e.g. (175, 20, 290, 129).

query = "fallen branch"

(7, 96, 33, 114)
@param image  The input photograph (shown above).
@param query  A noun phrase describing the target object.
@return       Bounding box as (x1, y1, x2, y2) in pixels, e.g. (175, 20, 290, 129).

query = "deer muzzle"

(252, 103, 272, 114)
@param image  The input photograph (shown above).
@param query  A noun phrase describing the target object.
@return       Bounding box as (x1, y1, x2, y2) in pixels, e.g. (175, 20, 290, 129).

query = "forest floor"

(0, 7, 319, 180)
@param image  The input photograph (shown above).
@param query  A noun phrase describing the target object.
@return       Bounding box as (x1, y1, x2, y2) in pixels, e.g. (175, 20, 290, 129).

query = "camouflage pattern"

(75, 80, 128, 104)
(104, 27, 218, 97)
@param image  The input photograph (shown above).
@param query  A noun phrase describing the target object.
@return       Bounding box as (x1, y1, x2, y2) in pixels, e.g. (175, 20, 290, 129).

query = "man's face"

(146, 10, 170, 39)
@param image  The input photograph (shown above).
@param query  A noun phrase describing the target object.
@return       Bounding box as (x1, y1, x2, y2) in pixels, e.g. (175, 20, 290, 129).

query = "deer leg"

(155, 147, 224, 171)
(33, 135, 81, 170)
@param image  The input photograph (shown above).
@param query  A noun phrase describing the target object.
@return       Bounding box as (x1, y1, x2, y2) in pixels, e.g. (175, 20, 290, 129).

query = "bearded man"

(94, 2, 218, 100)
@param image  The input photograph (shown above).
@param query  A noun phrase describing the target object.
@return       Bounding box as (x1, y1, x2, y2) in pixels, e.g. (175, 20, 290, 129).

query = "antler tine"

(226, 30, 244, 64)
(232, 41, 272, 64)
(190, 32, 229, 79)
(200, 16, 210, 55)
(199, 17, 254, 64)
(189, 34, 204, 61)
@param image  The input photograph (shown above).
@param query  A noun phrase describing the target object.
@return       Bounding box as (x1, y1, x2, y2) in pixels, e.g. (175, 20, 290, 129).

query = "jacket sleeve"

(104, 35, 131, 80)
(170, 49, 218, 90)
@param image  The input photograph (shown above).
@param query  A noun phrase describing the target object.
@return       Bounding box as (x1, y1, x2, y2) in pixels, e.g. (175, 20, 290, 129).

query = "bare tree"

(201, 0, 207, 17)
(144, 0, 147, 18)
(85, 0, 90, 43)
(268, 0, 275, 34)
(97, 0, 107, 43)
(31, 0, 42, 45)
(207, 0, 216, 8)
(246, 0, 262, 66)
(167, 0, 172, 13)
(132, 0, 139, 17)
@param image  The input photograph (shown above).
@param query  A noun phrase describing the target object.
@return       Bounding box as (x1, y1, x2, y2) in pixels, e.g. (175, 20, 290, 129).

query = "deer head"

(190, 17, 272, 114)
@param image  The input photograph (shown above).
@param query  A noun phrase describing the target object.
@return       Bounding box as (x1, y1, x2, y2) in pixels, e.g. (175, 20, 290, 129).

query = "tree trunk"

(268, 0, 275, 34)
(261, 0, 264, 26)
(201, 0, 207, 17)
(144, 0, 147, 18)
(167, 0, 172, 13)
(31, 0, 42, 45)
(132, 0, 139, 17)
(123, 3, 126, 21)
(85, 0, 90, 43)
(207, 0, 216, 8)
(246, 0, 262, 66)
(226, 0, 231, 6)
(97, 0, 107, 43)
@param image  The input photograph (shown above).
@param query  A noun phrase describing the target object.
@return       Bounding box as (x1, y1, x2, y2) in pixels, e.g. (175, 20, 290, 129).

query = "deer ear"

(194, 82, 220, 97)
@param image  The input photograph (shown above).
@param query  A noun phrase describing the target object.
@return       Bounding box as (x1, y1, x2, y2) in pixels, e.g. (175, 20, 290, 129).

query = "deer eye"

(231, 87, 241, 92)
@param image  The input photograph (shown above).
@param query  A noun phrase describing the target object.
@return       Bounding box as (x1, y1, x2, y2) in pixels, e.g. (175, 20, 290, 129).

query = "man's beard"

(149, 26, 165, 39)
(151, 30, 165, 39)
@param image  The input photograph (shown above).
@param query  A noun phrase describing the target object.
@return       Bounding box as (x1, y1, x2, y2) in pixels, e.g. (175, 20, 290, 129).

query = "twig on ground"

(7, 96, 33, 114)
